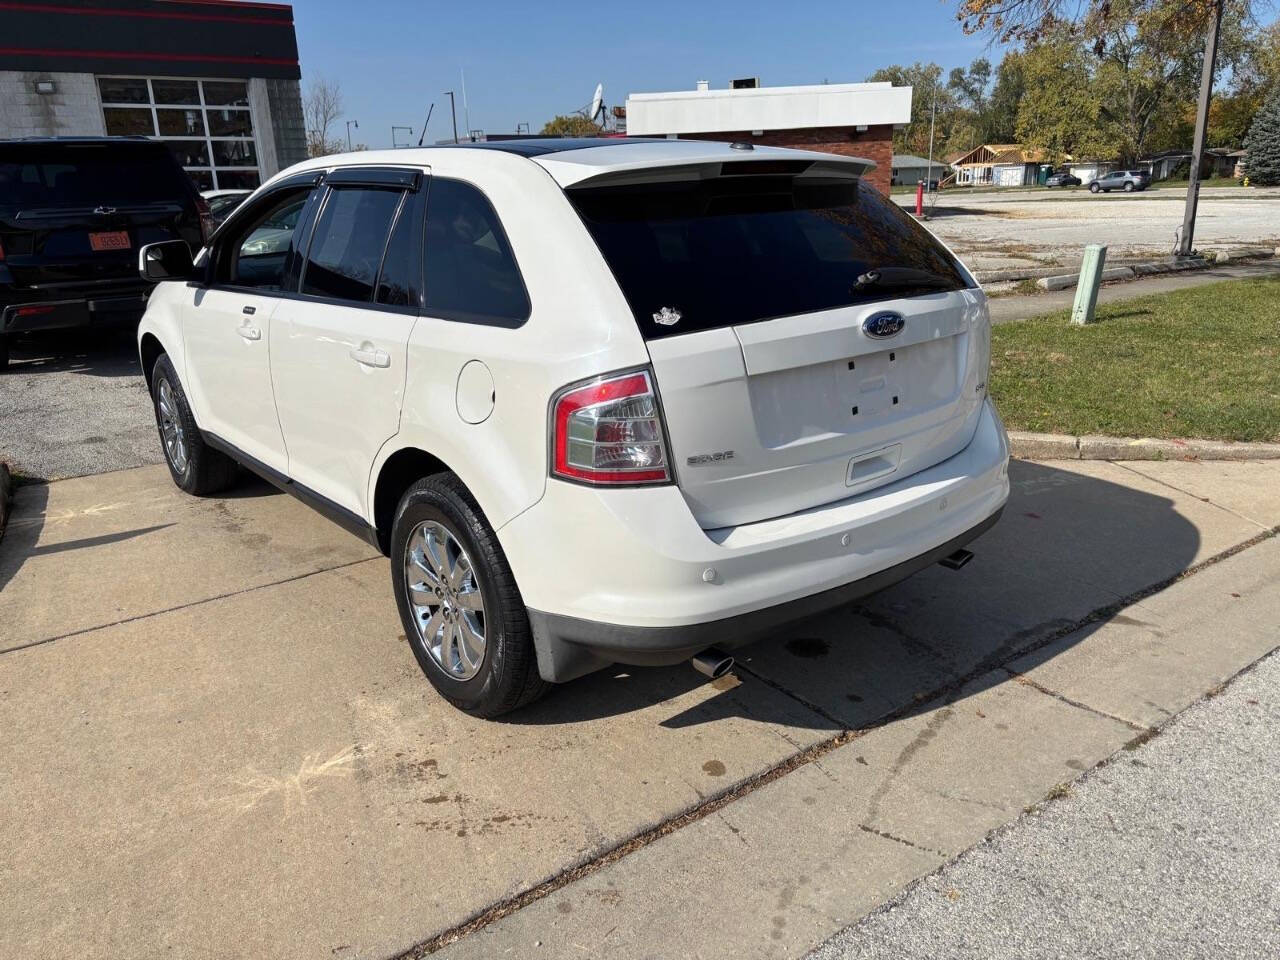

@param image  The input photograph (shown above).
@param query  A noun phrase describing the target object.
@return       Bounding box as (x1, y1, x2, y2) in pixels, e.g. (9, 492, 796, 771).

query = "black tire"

(391, 473, 548, 718)
(1090, 183, 1101, 193)
(150, 353, 239, 495)
(0, 336, 8, 371)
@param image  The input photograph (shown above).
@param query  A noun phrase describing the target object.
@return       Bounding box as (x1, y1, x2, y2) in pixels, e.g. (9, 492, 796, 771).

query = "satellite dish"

(589, 83, 604, 122)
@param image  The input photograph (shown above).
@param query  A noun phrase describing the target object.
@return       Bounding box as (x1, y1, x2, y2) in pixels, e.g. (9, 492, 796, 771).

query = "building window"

(98, 76, 261, 192)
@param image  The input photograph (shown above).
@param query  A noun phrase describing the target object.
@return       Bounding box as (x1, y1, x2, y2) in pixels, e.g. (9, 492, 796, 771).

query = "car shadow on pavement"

(0, 480, 49, 605)
(510, 459, 1201, 731)
(4, 328, 141, 378)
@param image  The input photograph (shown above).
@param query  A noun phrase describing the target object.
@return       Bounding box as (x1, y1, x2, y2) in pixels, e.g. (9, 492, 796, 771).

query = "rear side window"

(568, 176, 971, 340)
(0, 143, 189, 208)
(423, 178, 530, 326)
(302, 187, 402, 303)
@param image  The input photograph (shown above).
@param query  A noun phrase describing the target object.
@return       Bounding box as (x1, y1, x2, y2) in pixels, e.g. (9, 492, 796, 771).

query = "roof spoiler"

(563, 154, 875, 191)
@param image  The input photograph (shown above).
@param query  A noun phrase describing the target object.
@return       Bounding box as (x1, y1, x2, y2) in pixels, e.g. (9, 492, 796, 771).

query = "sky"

(290, 0, 1004, 149)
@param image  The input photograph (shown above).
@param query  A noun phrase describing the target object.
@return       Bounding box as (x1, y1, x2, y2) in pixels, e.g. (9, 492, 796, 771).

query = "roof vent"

(730, 141, 754, 151)
(730, 77, 760, 89)
(696, 80, 709, 92)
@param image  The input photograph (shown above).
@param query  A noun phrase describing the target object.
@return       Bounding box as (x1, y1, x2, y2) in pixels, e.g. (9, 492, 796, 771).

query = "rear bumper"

(506, 398, 1011, 682)
(1, 287, 149, 334)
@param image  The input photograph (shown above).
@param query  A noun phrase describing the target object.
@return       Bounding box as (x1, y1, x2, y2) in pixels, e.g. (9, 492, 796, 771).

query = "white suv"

(136, 139, 1009, 717)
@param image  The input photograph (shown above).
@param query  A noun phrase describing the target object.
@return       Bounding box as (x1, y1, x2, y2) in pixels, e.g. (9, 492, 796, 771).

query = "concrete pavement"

(2, 458, 1278, 958)
(808, 646, 1280, 960)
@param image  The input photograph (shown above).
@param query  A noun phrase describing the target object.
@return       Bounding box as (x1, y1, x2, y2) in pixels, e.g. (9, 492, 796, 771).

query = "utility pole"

(445, 91, 458, 144)
(926, 89, 937, 196)
(1179, 0, 1224, 258)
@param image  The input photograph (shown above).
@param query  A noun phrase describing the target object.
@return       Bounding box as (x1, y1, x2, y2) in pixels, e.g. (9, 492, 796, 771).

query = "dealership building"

(624, 80, 912, 195)
(0, 0, 307, 191)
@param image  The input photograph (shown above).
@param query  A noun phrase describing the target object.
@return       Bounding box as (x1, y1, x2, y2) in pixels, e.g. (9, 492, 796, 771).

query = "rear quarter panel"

(370, 151, 651, 532)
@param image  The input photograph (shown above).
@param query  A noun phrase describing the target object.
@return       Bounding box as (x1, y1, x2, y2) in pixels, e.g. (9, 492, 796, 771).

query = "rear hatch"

(567, 161, 990, 529)
(0, 140, 201, 293)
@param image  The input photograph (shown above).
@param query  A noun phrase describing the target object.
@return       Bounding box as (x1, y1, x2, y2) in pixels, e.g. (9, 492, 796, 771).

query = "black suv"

(0, 137, 210, 369)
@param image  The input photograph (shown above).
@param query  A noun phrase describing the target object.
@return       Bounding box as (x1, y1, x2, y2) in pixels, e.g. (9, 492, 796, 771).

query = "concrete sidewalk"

(986, 258, 1280, 324)
(808, 647, 1280, 960)
(2, 458, 1278, 958)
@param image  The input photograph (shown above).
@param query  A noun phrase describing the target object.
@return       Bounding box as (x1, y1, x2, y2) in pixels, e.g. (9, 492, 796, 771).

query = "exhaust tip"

(691, 647, 735, 680)
(939, 548, 975, 571)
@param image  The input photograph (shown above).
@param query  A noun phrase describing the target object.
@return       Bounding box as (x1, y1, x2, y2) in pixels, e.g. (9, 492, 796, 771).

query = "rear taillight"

(551, 369, 671, 485)
(0, 238, 5, 260)
(195, 195, 214, 244)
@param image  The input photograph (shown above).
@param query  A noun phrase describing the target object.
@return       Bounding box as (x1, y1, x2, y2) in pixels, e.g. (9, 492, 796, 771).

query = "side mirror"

(139, 240, 196, 283)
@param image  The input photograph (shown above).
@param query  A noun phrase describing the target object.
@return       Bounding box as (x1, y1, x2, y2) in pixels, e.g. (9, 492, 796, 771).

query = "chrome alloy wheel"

(404, 520, 487, 680)
(156, 377, 189, 473)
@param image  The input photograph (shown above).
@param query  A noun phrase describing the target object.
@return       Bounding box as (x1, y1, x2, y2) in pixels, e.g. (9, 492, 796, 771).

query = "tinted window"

(423, 178, 530, 325)
(377, 193, 421, 307)
(0, 143, 189, 208)
(221, 188, 310, 290)
(568, 176, 970, 340)
(302, 187, 402, 303)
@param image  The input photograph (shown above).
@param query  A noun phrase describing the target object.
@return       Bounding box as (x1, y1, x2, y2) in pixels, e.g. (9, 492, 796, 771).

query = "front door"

(269, 172, 424, 517)
(182, 185, 317, 474)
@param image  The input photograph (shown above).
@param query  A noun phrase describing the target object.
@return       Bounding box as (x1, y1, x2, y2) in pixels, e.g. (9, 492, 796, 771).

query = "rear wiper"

(853, 266, 953, 291)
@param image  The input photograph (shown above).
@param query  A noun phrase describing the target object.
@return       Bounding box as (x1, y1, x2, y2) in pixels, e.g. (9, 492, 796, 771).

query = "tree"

(541, 114, 603, 136)
(954, 0, 1245, 45)
(304, 77, 344, 157)
(867, 62, 955, 155)
(1243, 97, 1280, 184)
(1016, 37, 1106, 159)
(986, 52, 1027, 142)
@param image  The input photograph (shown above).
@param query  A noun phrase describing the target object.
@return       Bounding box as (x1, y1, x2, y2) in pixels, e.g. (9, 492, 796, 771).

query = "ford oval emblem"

(863, 312, 905, 339)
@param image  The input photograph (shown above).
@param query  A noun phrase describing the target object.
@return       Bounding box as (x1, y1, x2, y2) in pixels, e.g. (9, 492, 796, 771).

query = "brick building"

(623, 80, 912, 195)
(0, 0, 307, 191)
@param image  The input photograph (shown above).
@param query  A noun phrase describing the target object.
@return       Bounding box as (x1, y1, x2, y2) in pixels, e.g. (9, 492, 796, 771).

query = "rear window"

(568, 175, 971, 339)
(0, 143, 191, 209)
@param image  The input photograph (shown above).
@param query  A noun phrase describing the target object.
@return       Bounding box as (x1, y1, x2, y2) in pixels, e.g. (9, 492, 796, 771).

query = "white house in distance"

(624, 79, 912, 194)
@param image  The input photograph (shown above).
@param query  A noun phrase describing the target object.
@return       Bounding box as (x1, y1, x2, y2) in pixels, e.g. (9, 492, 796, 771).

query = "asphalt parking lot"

(0, 329, 159, 481)
(3, 449, 1277, 958)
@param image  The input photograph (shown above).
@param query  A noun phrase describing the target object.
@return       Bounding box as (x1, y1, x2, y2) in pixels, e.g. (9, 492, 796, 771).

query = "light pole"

(444, 91, 458, 144)
(1179, 0, 1224, 258)
(345, 119, 359, 151)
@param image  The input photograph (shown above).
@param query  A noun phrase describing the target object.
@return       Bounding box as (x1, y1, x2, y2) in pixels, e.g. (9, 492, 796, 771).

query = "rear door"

(0, 141, 201, 292)
(567, 167, 989, 530)
(269, 168, 424, 517)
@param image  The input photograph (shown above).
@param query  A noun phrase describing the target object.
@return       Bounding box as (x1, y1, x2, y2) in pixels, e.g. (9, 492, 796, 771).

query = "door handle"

(350, 344, 391, 368)
(238, 319, 262, 341)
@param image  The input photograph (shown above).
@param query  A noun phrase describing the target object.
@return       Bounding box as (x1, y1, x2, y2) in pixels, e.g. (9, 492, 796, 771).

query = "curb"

(0, 462, 11, 542)
(1009, 432, 1280, 462)
(1035, 257, 1220, 291)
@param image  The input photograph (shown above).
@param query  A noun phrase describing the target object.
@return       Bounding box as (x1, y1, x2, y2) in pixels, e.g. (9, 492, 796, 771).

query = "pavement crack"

(1112, 461, 1270, 530)
(1003, 670, 1149, 732)
(390, 726, 861, 957)
(858, 824, 948, 858)
(0, 556, 380, 656)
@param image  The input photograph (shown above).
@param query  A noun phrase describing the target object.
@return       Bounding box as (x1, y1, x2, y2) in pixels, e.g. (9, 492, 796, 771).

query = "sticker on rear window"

(652, 306, 682, 327)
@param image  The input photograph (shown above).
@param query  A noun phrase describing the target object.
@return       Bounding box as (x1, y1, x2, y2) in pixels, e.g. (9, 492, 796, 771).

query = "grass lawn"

(989, 275, 1280, 442)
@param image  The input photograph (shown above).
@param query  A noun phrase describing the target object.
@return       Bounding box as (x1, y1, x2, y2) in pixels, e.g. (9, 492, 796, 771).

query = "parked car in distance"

(1045, 172, 1081, 187)
(136, 139, 1010, 717)
(0, 136, 211, 369)
(201, 189, 251, 225)
(1088, 169, 1151, 193)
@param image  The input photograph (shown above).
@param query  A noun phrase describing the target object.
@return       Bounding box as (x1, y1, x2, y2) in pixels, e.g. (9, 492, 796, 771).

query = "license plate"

(89, 231, 131, 252)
